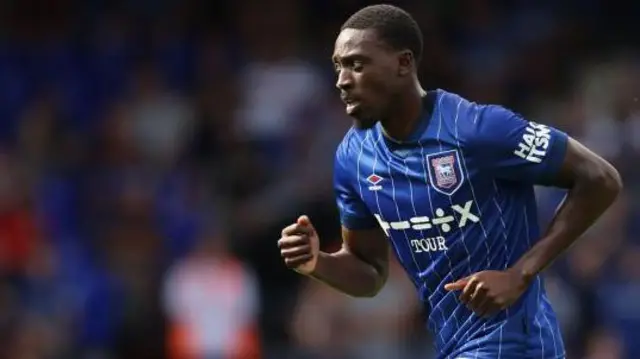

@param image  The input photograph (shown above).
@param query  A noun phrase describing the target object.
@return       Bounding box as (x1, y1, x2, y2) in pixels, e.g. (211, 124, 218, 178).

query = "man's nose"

(336, 69, 353, 91)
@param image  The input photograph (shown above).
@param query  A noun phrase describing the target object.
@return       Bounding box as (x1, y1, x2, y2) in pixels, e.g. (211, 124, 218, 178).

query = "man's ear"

(397, 50, 414, 77)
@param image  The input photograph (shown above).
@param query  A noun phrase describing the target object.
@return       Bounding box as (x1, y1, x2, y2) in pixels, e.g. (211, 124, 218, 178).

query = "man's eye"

(352, 62, 364, 72)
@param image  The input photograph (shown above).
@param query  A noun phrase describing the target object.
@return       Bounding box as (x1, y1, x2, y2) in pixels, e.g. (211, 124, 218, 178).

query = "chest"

(356, 145, 487, 236)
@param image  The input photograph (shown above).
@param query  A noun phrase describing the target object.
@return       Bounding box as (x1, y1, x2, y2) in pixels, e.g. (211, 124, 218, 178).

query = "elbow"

(352, 266, 388, 298)
(594, 161, 623, 202)
(357, 281, 385, 298)
(360, 275, 387, 298)
(603, 164, 623, 199)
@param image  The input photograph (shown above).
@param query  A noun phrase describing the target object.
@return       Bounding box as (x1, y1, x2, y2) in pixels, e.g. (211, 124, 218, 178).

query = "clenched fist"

(278, 215, 320, 275)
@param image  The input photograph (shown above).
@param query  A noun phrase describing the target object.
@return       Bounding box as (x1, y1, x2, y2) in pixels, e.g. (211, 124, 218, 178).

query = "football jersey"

(334, 89, 567, 359)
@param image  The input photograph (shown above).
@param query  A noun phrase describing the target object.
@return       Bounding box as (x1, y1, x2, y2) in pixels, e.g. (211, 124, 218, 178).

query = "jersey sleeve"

(333, 143, 378, 230)
(470, 104, 569, 183)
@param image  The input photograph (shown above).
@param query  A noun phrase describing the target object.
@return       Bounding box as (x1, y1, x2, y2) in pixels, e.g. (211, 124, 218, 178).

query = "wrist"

(312, 251, 333, 273)
(297, 251, 326, 277)
(507, 266, 535, 289)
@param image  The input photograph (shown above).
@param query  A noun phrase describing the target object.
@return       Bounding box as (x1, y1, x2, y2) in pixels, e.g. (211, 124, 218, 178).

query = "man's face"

(332, 28, 406, 128)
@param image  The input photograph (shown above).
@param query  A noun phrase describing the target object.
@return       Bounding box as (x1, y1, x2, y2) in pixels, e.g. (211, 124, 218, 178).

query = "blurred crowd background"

(0, 0, 638, 358)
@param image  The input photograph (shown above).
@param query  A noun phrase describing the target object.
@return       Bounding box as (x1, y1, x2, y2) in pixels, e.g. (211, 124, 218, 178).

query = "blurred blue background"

(0, 0, 638, 358)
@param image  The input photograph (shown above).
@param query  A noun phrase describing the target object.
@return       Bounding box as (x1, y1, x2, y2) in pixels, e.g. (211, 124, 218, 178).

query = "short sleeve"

(334, 144, 378, 230)
(470, 105, 569, 183)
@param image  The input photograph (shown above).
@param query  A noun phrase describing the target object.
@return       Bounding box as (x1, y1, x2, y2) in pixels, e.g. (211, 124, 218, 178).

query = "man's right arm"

(279, 138, 389, 298)
(317, 138, 389, 297)
(309, 226, 389, 298)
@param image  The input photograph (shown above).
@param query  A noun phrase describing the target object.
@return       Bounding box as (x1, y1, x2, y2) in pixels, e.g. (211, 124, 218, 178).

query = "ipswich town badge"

(426, 149, 464, 196)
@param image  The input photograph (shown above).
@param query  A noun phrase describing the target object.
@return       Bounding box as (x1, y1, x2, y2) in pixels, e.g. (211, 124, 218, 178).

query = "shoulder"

(435, 90, 522, 148)
(335, 126, 371, 165)
(431, 90, 484, 144)
(434, 89, 479, 117)
(464, 103, 540, 152)
(432, 90, 482, 132)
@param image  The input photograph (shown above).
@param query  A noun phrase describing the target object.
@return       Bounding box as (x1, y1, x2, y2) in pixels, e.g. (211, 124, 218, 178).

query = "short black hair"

(341, 4, 423, 63)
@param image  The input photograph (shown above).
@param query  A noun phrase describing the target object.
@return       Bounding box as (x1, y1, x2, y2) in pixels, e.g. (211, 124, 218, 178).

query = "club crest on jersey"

(426, 149, 464, 196)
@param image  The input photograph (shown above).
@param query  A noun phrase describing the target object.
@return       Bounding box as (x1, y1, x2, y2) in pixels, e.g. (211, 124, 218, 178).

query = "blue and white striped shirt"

(334, 89, 567, 359)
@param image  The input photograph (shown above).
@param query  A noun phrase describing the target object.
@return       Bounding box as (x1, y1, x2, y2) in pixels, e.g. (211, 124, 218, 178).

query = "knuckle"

(282, 247, 295, 255)
(282, 224, 297, 235)
(284, 258, 296, 267)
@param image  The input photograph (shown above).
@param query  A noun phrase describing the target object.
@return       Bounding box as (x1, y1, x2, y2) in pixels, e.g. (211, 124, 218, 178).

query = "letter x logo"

(451, 200, 480, 227)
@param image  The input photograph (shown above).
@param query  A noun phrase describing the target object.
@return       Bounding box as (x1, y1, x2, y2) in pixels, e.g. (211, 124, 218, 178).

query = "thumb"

(297, 215, 313, 228)
(444, 278, 468, 291)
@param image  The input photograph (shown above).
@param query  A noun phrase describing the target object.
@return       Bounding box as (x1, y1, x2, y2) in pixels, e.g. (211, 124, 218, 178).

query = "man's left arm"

(509, 136, 622, 282)
(445, 104, 622, 316)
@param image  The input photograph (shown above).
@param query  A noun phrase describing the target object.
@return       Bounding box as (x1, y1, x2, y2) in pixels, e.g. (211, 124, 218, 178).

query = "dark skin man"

(278, 14, 621, 319)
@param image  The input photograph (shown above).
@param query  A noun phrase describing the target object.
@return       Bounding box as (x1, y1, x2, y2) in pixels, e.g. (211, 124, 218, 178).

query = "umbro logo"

(367, 174, 383, 191)
(367, 174, 382, 185)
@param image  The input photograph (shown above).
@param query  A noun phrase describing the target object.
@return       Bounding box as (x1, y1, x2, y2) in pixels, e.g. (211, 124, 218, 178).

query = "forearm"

(308, 250, 387, 298)
(511, 163, 622, 282)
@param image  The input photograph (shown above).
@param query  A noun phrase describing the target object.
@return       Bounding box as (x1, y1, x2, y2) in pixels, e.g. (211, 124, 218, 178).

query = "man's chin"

(344, 104, 377, 129)
(352, 117, 378, 129)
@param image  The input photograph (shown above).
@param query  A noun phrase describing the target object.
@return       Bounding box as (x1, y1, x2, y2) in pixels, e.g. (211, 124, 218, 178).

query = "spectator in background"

(581, 329, 624, 359)
(290, 255, 428, 359)
(163, 227, 260, 359)
(596, 244, 640, 358)
(0, 150, 39, 280)
(127, 62, 196, 169)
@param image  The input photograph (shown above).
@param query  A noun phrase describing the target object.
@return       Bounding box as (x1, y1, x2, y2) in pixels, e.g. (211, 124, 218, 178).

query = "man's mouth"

(345, 101, 361, 114)
(341, 93, 357, 104)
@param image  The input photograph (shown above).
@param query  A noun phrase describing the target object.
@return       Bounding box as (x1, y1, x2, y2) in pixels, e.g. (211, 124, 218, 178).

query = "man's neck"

(380, 81, 426, 142)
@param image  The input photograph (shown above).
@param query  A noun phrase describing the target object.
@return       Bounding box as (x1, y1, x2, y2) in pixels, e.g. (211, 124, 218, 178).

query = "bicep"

(342, 226, 389, 277)
(541, 137, 620, 189)
(333, 142, 389, 274)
